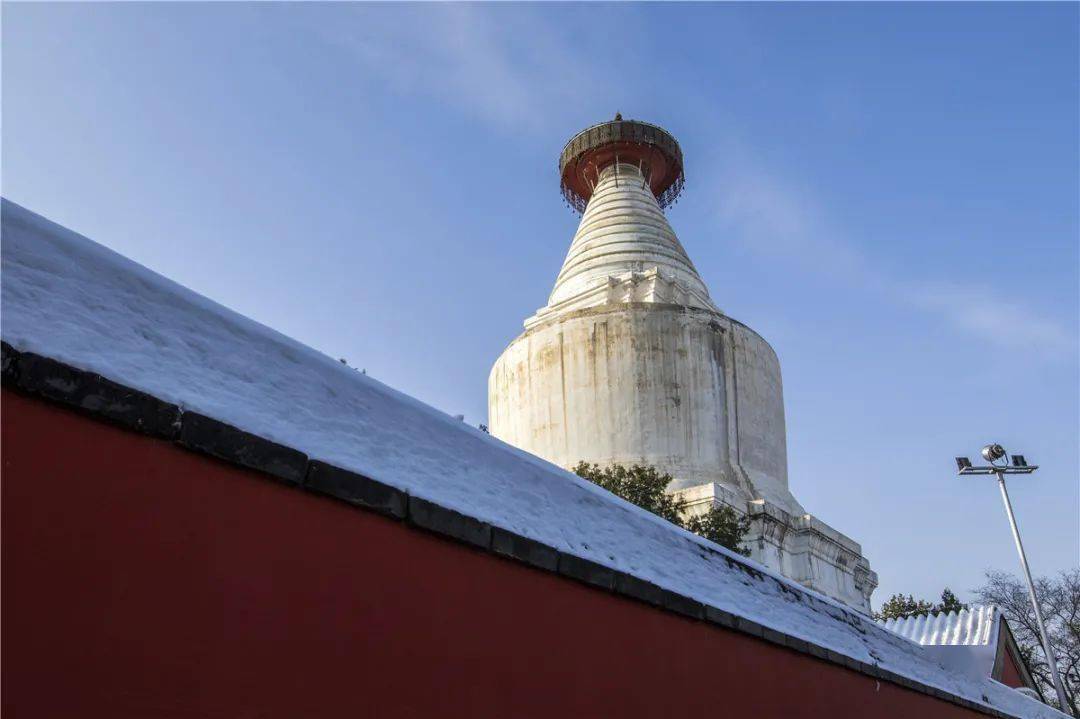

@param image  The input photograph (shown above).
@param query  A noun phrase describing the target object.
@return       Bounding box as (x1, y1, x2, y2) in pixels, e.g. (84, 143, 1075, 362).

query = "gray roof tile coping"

(491, 528, 559, 571)
(306, 460, 408, 520)
(407, 496, 492, 549)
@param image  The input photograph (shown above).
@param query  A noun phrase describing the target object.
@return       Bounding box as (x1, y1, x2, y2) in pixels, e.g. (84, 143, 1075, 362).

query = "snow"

(0, 198, 1063, 718)
(882, 606, 1000, 648)
(880, 607, 1005, 683)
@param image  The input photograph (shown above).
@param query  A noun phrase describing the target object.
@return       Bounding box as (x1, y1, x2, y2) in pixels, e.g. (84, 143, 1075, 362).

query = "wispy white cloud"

(714, 158, 1077, 357)
(899, 281, 1075, 353)
(309, 4, 612, 135)
(715, 162, 868, 277)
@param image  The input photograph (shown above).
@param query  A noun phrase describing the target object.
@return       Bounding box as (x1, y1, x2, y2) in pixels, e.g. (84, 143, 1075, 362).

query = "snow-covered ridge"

(882, 606, 1000, 647)
(880, 606, 1018, 687)
(0, 199, 1062, 719)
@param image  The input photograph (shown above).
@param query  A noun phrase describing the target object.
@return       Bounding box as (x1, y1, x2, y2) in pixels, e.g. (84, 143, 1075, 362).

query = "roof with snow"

(0, 198, 1064, 719)
(882, 606, 1001, 647)
(880, 607, 1037, 690)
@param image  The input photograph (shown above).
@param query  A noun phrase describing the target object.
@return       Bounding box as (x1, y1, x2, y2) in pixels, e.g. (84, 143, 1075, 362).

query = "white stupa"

(488, 116, 877, 611)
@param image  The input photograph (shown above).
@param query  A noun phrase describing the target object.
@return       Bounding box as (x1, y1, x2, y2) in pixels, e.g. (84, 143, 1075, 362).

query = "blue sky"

(4, 2, 1077, 608)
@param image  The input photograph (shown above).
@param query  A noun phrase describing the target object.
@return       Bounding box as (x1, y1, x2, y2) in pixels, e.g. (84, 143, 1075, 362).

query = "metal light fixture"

(955, 445, 1067, 709)
(981, 443, 1007, 463)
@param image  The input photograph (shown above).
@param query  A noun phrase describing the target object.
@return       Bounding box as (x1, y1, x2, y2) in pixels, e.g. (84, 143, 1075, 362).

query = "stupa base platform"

(675, 482, 878, 613)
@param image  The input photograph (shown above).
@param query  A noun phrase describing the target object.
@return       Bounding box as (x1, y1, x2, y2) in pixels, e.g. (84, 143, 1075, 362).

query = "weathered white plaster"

(678, 485, 878, 611)
(489, 162, 878, 611)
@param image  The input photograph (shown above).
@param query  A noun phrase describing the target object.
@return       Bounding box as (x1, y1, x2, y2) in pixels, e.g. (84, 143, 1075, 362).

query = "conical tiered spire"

(554, 163, 714, 307)
(527, 163, 717, 328)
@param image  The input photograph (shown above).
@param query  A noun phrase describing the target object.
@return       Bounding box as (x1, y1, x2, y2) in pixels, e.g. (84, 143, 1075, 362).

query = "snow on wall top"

(0, 199, 1062, 719)
(882, 606, 1001, 647)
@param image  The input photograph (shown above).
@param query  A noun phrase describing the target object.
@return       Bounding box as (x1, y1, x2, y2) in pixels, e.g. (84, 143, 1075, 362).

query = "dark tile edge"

(178, 412, 307, 485)
(407, 496, 491, 550)
(613, 573, 704, 620)
(0, 343, 1019, 719)
(1, 341, 20, 385)
(557, 552, 616, 591)
(306, 460, 407, 520)
(491, 527, 559, 571)
(2, 342, 180, 439)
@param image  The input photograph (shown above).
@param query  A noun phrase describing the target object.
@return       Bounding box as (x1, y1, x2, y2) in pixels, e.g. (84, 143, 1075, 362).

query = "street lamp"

(956, 445, 1068, 709)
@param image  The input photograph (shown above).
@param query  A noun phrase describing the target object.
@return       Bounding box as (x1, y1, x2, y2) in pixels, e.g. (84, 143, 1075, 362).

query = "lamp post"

(956, 444, 1068, 709)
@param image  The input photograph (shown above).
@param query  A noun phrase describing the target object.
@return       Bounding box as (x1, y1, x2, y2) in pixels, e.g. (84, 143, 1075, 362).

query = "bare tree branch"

(976, 569, 1080, 716)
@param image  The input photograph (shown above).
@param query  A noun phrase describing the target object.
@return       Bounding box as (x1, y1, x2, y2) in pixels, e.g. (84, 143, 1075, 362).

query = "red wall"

(1000, 648, 1026, 690)
(2, 388, 990, 718)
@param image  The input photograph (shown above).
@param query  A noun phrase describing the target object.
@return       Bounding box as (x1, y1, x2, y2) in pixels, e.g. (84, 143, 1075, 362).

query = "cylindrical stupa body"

(489, 118, 876, 611)
(490, 162, 800, 514)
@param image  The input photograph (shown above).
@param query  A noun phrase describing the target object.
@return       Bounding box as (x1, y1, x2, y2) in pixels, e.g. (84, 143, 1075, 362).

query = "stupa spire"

(528, 117, 717, 328)
(546, 161, 715, 313)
